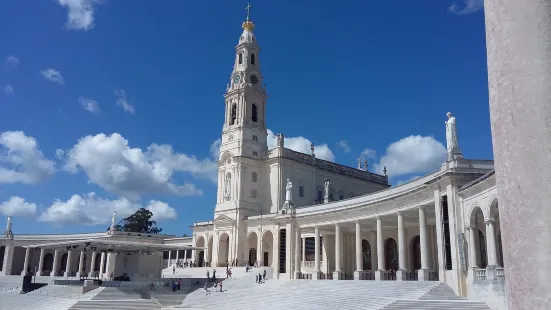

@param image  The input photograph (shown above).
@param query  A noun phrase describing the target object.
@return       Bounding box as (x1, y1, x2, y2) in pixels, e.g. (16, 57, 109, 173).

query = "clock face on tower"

(250, 75, 258, 84)
(233, 74, 241, 85)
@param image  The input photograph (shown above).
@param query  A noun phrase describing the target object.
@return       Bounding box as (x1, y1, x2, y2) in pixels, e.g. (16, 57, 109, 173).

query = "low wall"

(468, 280, 508, 310)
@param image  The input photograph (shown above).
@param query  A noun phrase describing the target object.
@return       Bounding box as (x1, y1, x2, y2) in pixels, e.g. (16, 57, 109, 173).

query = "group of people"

(173, 260, 210, 268)
(256, 269, 267, 284)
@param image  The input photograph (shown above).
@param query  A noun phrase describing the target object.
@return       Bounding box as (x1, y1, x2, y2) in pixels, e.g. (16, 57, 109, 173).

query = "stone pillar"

(418, 206, 431, 281)
(485, 219, 498, 267)
(396, 212, 408, 281)
(175, 249, 179, 263)
(88, 252, 97, 278)
(294, 228, 301, 279)
(21, 248, 31, 276)
(37, 249, 45, 276)
(375, 217, 385, 280)
(168, 250, 172, 266)
(467, 226, 479, 281)
(333, 224, 344, 280)
(433, 190, 445, 282)
(99, 253, 106, 279)
(76, 251, 85, 278)
(64, 250, 73, 277)
(353, 221, 363, 280)
(50, 250, 60, 277)
(302, 237, 305, 263)
(313, 226, 322, 279)
(105, 253, 118, 279)
(2, 246, 14, 275)
(484, 1, 551, 308)
(257, 232, 263, 267)
(285, 222, 293, 279)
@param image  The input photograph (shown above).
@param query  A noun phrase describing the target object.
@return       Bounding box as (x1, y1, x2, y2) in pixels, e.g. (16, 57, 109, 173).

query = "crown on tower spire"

(242, 3, 255, 31)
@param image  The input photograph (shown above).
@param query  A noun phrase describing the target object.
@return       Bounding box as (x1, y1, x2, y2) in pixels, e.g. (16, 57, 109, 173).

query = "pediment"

(214, 215, 235, 225)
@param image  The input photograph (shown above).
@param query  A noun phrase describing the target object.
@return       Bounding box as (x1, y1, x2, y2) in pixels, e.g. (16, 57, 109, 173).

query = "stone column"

(64, 250, 73, 277)
(50, 250, 60, 277)
(294, 228, 301, 279)
(184, 250, 188, 263)
(76, 251, 85, 278)
(396, 212, 408, 281)
(433, 190, 445, 282)
(285, 222, 293, 278)
(21, 248, 31, 276)
(88, 252, 97, 278)
(375, 217, 385, 280)
(485, 219, 498, 267)
(353, 221, 363, 280)
(302, 237, 306, 263)
(313, 226, 322, 279)
(1, 246, 14, 275)
(418, 206, 431, 281)
(370, 230, 377, 271)
(333, 224, 343, 280)
(257, 232, 263, 267)
(99, 253, 106, 279)
(467, 226, 479, 281)
(37, 249, 45, 276)
(168, 250, 172, 266)
(484, 1, 551, 308)
(105, 253, 118, 279)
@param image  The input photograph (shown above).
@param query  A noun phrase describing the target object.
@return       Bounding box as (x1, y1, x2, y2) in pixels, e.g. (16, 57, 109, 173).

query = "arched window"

(251, 53, 256, 65)
(252, 172, 257, 182)
(231, 104, 237, 125)
(239, 53, 243, 64)
(252, 104, 258, 122)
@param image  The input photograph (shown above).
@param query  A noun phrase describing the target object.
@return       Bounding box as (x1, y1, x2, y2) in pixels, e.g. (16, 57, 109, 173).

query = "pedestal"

(485, 265, 497, 281)
(333, 270, 344, 280)
(374, 270, 385, 281)
(396, 270, 408, 281)
(312, 271, 323, 280)
(417, 269, 430, 281)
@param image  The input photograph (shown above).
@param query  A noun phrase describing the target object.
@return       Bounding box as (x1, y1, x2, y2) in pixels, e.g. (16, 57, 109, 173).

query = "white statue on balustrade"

(285, 179, 293, 202)
(224, 173, 232, 199)
(4, 215, 13, 239)
(109, 211, 117, 233)
(445, 112, 462, 160)
(324, 179, 332, 200)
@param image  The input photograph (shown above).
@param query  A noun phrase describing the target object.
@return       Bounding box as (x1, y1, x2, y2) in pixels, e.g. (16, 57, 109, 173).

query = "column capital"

(396, 211, 404, 216)
(419, 205, 428, 211)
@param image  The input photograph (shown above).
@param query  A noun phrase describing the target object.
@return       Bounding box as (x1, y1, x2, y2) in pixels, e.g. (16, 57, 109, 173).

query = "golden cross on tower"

(245, 3, 252, 21)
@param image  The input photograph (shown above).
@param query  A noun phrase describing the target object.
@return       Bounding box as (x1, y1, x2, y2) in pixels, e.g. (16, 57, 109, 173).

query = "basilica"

(0, 12, 506, 310)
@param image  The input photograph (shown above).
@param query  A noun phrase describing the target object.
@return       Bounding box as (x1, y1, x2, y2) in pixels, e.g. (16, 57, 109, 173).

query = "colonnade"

(296, 205, 435, 281)
(21, 248, 115, 279)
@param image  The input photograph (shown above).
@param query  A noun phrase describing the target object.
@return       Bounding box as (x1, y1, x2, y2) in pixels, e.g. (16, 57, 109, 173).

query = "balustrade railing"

(496, 267, 505, 280)
(428, 271, 439, 281)
(475, 268, 487, 281)
(357, 270, 374, 280)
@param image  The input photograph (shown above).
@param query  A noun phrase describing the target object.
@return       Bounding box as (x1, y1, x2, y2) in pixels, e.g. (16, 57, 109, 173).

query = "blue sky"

(0, 0, 491, 236)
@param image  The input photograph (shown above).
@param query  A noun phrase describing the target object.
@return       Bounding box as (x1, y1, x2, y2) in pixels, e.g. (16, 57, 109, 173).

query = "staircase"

(0, 294, 78, 310)
(68, 300, 161, 310)
(180, 280, 491, 310)
(162, 266, 272, 280)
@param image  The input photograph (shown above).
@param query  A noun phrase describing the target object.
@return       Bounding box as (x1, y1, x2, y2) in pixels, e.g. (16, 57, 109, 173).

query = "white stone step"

(69, 300, 160, 310)
(0, 294, 78, 310)
(382, 300, 491, 309)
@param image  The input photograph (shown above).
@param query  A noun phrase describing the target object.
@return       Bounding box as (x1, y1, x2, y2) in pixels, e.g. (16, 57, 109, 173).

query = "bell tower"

(219, 5, 268, 161)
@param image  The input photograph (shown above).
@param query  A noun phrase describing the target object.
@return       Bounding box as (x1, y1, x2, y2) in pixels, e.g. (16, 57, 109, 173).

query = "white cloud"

(41, 68, 65, 85)
(146, 200, 177, 221)
(0, 196, 37, 217)
(360, 148, 376, 159)
(114, 89, 135, 114)
(79, 97, 100, 115)
(373, 135, 446, 177)
(38, 192, 176, 225)
(6, 56, 19, 69)
(336, 140, 351, 153)
(209, 138, 221, 160)
(4, 84, 13, 94)
(448, 0, 484, 15)
(0, 131, 55, 184)
(58, 0, 101, 31)
(63, 133, 211, 200)
(267, 129, 335, 162)
(394, 175, 422, 187)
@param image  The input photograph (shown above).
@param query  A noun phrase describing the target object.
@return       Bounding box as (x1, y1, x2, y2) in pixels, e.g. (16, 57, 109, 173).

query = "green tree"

(108, 208, 162, 234)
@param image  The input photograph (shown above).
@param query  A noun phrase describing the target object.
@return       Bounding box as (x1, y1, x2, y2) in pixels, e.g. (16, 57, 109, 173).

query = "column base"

(375, 270, 386, 281)
(294, 271, 302, 279)
(417, 269, 431, 281)
(63, 271, 71, 278)
(353, 270, 363, 280)
(396, 269, 408, 281)
(312, 271, 323, 280)
(467, 267, 477, 282)
(49, 271, 57, 277)
(36, 271, 44, 276)
(76, 272, 85, 278)
(333, 270, 345, 280)
(20, 270, 30, 276)
(88, 271, 97, 278)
